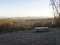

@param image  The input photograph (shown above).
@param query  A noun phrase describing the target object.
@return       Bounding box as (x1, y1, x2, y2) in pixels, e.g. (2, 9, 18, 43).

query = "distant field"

(0, 17, 54, 33)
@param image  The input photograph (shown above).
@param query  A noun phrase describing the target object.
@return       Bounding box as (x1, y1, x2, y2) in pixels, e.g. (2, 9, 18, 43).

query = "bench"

(33, 27, 49, 32)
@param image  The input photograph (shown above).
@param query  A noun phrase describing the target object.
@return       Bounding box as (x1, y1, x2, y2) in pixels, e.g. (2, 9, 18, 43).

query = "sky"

(0, 0, 53, 18)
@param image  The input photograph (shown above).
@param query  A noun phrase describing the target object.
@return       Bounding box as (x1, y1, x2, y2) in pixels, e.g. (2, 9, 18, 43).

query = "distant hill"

(11, 17, 53, 19)
(0, 17, 53, 19)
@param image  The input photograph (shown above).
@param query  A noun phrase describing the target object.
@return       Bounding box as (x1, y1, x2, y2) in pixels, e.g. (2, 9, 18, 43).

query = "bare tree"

(50, 0, 60, 17)
(50, 0, 60, 27)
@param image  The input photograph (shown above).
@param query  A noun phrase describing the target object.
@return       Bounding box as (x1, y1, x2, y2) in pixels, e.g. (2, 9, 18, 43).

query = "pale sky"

(0, 0, 53, 18)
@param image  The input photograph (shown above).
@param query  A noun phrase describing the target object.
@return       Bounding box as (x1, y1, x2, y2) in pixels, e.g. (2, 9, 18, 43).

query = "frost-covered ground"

(0, 28, 59, 45)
